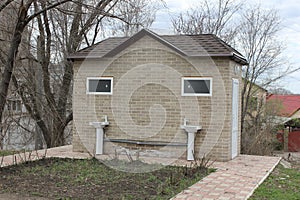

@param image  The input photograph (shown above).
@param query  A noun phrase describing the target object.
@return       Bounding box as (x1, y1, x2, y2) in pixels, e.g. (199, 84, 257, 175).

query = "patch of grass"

(0, 157, 211, 199)
(0, 150, 19, 157)
(250, 164, 300, 200)
(30, 191, 44, 197)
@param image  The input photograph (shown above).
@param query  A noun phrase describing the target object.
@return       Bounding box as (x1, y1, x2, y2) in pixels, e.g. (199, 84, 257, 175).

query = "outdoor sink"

(89, 121, 109, 128)
(180, 125, 201, 133)
(89, 116, 109, 155)
(180, 119, 202, 161)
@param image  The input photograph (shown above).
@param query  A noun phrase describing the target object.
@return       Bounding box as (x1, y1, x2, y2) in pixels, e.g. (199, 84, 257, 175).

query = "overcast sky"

(151, 0, 300, 94)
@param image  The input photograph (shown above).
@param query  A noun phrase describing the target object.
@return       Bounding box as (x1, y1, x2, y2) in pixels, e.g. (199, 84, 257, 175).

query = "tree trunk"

(0, 3, 28, 125)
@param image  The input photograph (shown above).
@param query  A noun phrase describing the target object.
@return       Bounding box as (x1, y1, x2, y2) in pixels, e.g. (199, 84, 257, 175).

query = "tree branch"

(25, 0, 72, 25)
(0, 0, 14, 13)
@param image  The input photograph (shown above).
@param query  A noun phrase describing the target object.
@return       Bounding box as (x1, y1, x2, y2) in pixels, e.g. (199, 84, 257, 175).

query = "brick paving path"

(0, 145, 90, 167)
(171, 155, 281, 200)
(1, 146, 281, 200)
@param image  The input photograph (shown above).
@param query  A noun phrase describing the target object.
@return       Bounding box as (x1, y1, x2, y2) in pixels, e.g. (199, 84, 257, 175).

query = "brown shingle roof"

(69, 37, 128, 59)
(68, 29, 247, 65)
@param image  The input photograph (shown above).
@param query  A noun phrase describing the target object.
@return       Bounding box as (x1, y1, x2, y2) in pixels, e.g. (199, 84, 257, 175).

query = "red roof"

(267, 94, 300, 117)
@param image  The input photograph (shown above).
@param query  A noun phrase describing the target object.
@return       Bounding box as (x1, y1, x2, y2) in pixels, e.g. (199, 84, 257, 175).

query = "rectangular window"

(181, 77, 212, 96)
(6, 100, 22, 113)
(87, 77, 113, 95)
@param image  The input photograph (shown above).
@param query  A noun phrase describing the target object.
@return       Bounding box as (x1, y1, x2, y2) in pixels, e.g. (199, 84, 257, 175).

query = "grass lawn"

(250, 164, 300, 200)
(0, 157, 211, 199)
(0, 150, 20, 157)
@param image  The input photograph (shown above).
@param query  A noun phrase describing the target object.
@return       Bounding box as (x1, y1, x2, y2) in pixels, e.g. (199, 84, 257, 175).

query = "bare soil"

(0, 158, 208, 200)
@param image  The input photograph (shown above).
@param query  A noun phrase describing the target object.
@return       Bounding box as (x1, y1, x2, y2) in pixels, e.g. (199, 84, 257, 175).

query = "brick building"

(69, 29, 247, 161)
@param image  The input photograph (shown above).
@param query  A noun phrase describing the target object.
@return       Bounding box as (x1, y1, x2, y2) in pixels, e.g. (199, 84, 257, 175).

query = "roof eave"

(69, 53, 249, 65)
(232, 52, 248, 65)
(290, 108, 300, 118)
(189, 53, 248, 65)
(67, 55, 103, 60)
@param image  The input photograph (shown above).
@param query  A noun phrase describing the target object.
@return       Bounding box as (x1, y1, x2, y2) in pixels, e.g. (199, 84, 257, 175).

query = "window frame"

(86, 77, 113, 95)
(181, 77, 213, 96)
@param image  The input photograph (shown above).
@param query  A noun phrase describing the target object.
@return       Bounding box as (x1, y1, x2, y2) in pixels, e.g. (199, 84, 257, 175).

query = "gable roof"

(267, 94, 300, 117)
(68, 29, 248, 65)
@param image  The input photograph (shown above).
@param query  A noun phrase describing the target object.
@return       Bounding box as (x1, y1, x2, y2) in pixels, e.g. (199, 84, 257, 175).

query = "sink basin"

(180, 125, 201, 133)
(89, 121, 109, 128)
(89, 119, 109, 155)
(180, 124, 202, 161)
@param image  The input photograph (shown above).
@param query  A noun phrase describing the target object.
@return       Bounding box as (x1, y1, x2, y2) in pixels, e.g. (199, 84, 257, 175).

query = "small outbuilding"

(69, 29, 247, 161)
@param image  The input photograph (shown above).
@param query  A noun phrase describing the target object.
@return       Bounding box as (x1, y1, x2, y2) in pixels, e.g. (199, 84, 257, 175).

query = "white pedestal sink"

(180, 124, 201, 161)
(89, 116, 109, 155)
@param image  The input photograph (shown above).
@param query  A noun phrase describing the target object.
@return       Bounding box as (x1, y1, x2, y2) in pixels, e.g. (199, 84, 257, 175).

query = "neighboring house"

(69, 29, 248, 161)
(267, 94, 300, 151)
(243, 79, 268, 116)
(2, 94, 35, 150)
(1, 59, 45, 150)
(267, 94, 300, 119)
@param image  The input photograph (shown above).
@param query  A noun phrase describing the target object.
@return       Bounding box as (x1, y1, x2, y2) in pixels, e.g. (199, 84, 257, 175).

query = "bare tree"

(268, 87, 293, 95)
(171, 0, 242, 43)
(239, 6, 282, 132)
(1, 106, 37, 150)
(242, 96, 284, 155)
(0, 0, 72, 142)
(237, 5, 300, 154)
(0, 0, 70, 148)
(10, 0, 126, 148)
(171, 1, 300, 155)
(104, 0, 165, 37)
(238, 6, 292, 134)
(1, 0, 165, 149)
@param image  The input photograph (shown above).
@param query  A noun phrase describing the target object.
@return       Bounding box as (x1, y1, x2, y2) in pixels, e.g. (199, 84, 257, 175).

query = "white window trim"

(86, 77, 113, 95)
(181, 77, 213, 96)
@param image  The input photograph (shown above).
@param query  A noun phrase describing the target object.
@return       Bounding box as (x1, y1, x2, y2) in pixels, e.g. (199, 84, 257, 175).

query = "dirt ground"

(275, 151, 300, 168)
(0, 193, 49, 200)
(0, 158, 207, 200)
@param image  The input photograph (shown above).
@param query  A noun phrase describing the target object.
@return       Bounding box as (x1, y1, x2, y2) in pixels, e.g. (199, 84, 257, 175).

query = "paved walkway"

(1, 146, 281, 200)
(171, 155, 281, 200)
(0, 145, 90, 167)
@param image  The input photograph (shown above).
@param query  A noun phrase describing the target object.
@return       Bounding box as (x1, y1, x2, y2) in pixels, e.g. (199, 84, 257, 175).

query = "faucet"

(103, 115, 108, 123)
(183, 117, 188, 126)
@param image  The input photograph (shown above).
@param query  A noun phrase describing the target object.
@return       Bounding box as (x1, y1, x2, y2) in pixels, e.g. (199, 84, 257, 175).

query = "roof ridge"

(104, 29, 187, 57)
(160, 33, 216, 37)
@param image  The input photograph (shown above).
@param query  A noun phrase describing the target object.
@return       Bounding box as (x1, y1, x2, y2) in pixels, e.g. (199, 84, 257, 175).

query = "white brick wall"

(72, 36, 242, 161)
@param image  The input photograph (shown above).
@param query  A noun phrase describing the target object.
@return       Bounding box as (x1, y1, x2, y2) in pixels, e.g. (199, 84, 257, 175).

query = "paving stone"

(173, 155, 281, 200)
